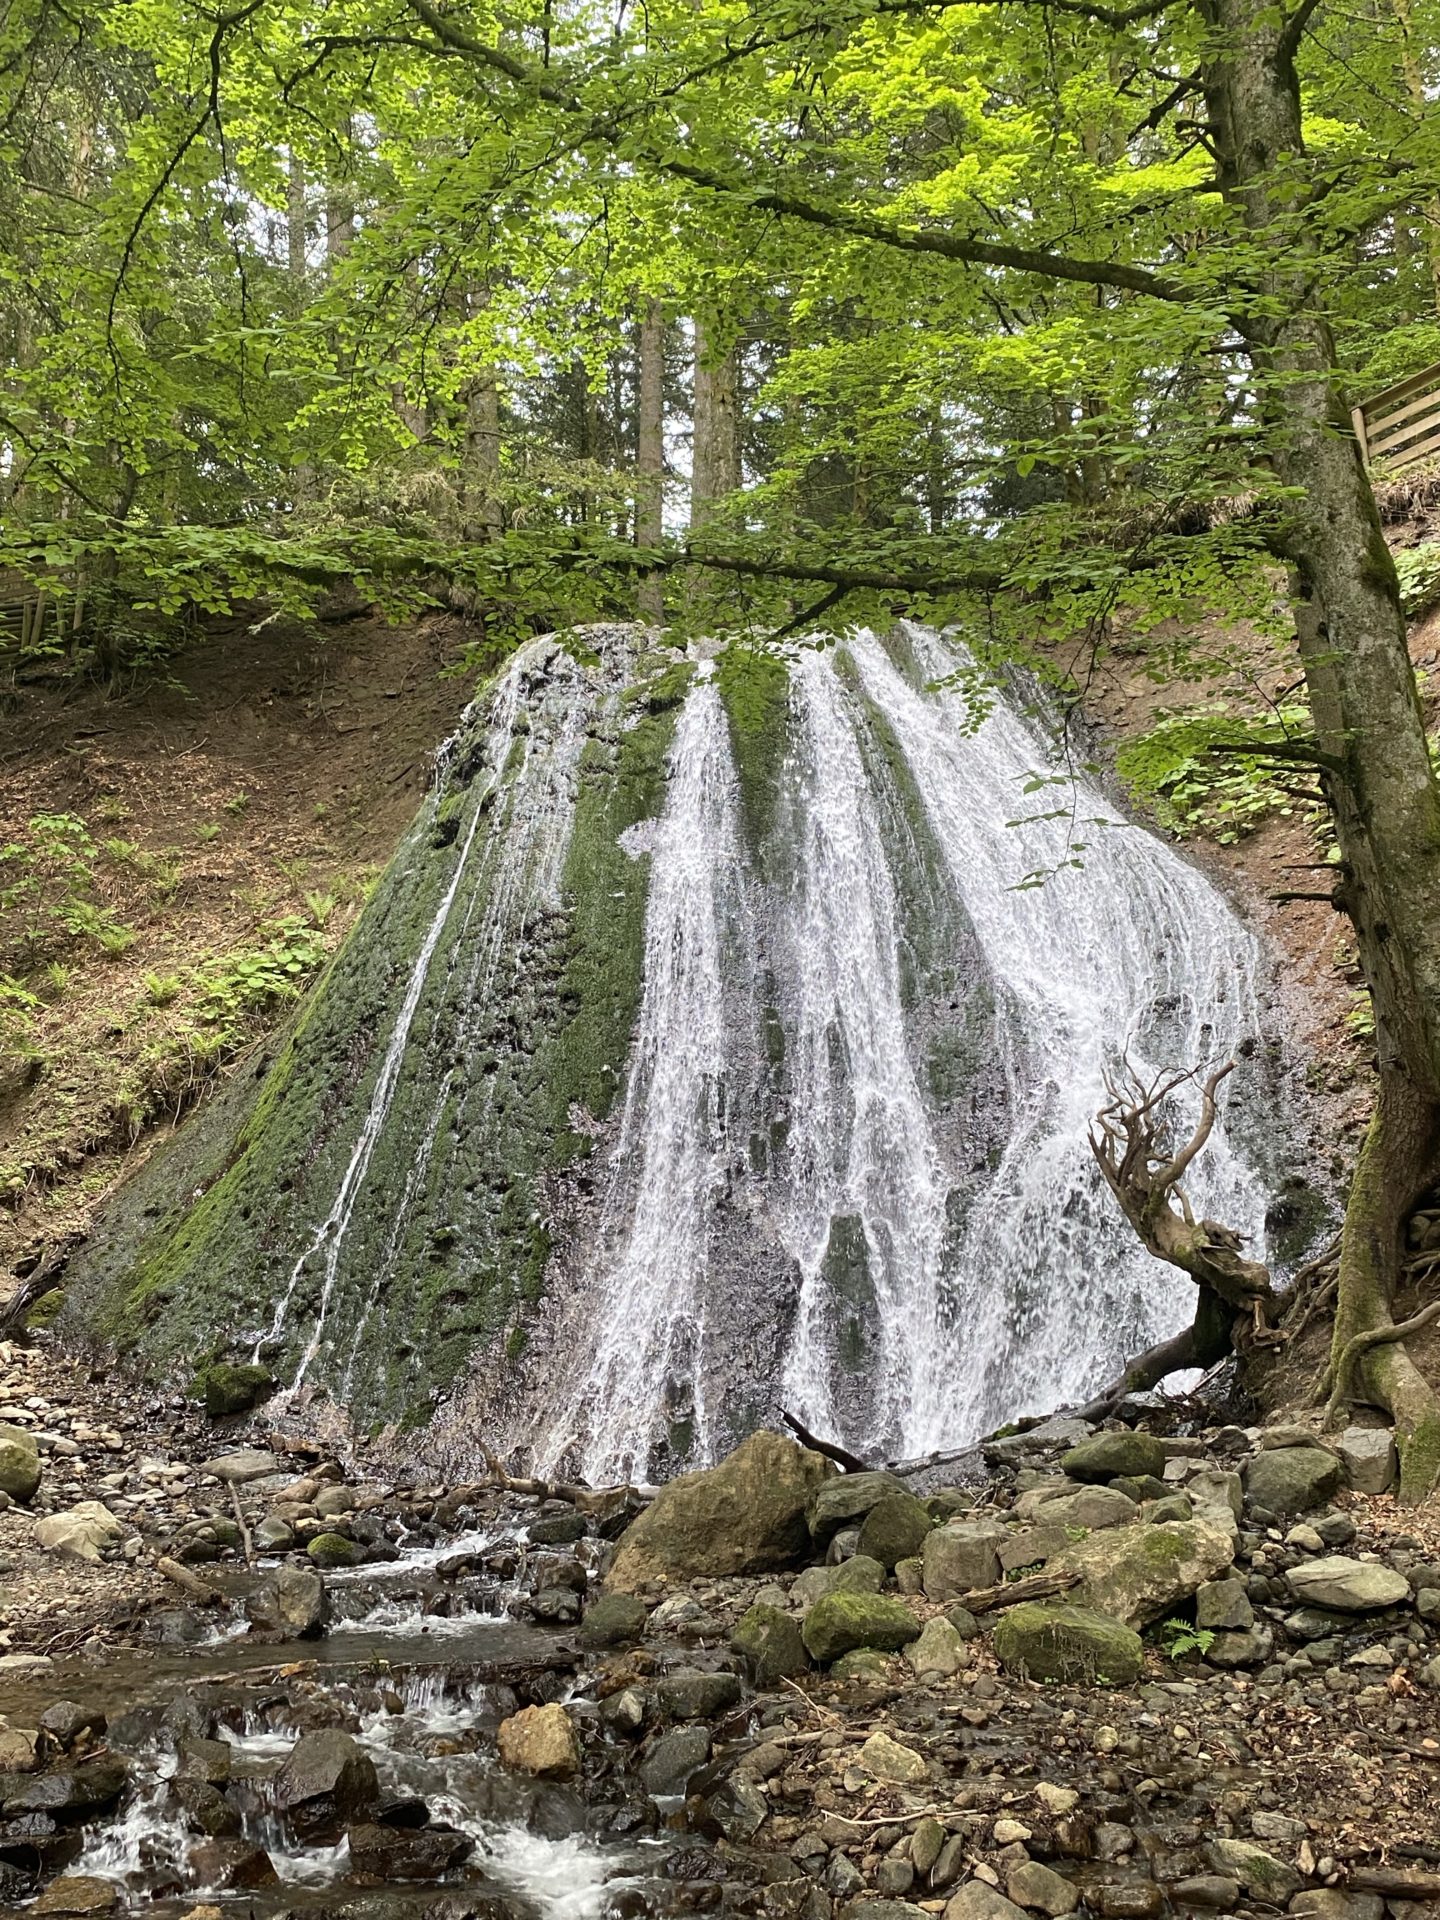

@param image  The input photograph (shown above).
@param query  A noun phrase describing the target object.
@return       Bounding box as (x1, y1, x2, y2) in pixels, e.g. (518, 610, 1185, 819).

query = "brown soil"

(0, 611, 474, 1283)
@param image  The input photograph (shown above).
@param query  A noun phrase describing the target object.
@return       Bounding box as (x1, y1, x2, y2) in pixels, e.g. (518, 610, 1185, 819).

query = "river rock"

(187, 1839, 280, 1889)
(579, 1592, 649, 1649)
(347, 1821, 473, 1879)
(1285, 1555, 1410, 1611)
(1187, 1469, 1243, 1534)
(273, 1729, 379, 1837)
(496, 1704, 580, 1778)
(1007, 1861, 1078, 1916)
(1195, 1576, 1253, 1631)
(731, 1603, 810, 1684)
(171, 1777, 240, 1837)
(794, 1555, 886, 1607)
(945, 1884, 1030, 1920)
(34, 1502, 124, 1564)
(198, 1449, 282, 1484)
(1061, 1431, 1167, 1482)
(276, 1564, 328, 1636)
(1206, 1838, 1301, 1901)
(993, 1601, 1143, 1685)
(0, 1424, 40, 1503)
(1242, 1446, 1340, 1514)
(858, 1730, 928, 1783)
(807, 1470, 909, 1546)
(31, 1878, 117, 1915)
(0, 1755, 128, 1816)
(905, 1614, 969, 1679)
(856, 1492, 934, 1569)
(922, 1520, 1008, 1599)
(1290, 1893, 1385, 1920)
(656, 1668, 742, 1719)
(1336, 1426, 1398, 1494)
(307, 1531, 358, 1569)
(1015, 1484, 1136, 1532)
(802, 1591, 920, 1663)
(0, 1724, 36, 1772)
(639, 1724, 711, 1795)
(606, 1431, 833, 1589)
(1048, 1520, 1235, 1626)
(197, 1363, 275, 1419)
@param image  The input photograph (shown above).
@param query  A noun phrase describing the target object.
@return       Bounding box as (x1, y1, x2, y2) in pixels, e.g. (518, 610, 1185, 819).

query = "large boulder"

(802, 1592, 920, 1663)
(275, 1565, 328, 1637)
(806, 1470, 908, 1547)
(1285, 1556, 1410, 1612)
(922, 1520, 1008, 1600)
(1061, 1431, 1167, 1483)
(273, 1730, 378, 1838)
(993, 1602, 1143, 1686)
(607, 1432, 833, 1590)
(1048, 1520, 1234, 1627)
(1015, 1484, 1136, 1532)
(1241, 1446, 1340, 1515)
(0, 1756, 128, 1817)
(0, 1425, 40, 1503)
(197, 1363, 275, 1419)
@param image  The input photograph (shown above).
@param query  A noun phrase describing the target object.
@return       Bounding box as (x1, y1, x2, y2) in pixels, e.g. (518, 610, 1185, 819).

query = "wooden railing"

(1353, 360, 1440, 473)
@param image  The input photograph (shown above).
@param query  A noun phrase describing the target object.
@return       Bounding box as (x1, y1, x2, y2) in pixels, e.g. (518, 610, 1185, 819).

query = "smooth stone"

(1007, 1862, 1076, 1916)
(655, 1668, 741, 1720)
(993, 1601, 1143, 1685)
(273, 1730, 378, 1838)
(1048, 1520, 1235, 1627)
(857, 1492, 935, 1570)
(1061, 1431, 1167, 1482)
(858, 1730, 928, 1783)
(197, 1450, 282, 1484)
(580, 1592, 650, 1649)
(0, 1425, 41, 1504)
(1195, 1576, 1253, 1631)
(1242, 1447, 1340, 1515)
(1207, 1838, 1301, 1901)
(1285, 1556, 1410, 1612)
(807, 1470, 909, 1546)
(802, 1591, 920, 1663)
(944, 1884, 1030, 1920)
(923, 1520, 1008, 1600)
(639, 1724, 711, 1796)
(307, 1532, 358, 1569)
(346, 1821, 472, 1879)
(731, 1603, 810, 1684)
(905, 1614, 969, 1679)
(1336, 1427, 1398, 1495)
(34, 1503, 124, 1563)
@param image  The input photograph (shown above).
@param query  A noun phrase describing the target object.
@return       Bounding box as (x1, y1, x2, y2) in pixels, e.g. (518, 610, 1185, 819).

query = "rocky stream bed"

(0, 1345, 1435, 1920)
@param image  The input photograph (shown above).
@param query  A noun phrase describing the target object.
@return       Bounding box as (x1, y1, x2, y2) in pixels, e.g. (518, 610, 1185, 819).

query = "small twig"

(229, 1482, 255, 1567)
(780, 1675, 845, 1728)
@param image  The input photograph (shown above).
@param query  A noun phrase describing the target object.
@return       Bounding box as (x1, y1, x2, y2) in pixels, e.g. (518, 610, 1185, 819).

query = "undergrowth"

(1116, 703, 1320, 842)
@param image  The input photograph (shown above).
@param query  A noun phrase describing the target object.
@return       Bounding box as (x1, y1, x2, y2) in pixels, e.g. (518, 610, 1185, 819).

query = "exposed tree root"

(782, 1409, 870, 1474)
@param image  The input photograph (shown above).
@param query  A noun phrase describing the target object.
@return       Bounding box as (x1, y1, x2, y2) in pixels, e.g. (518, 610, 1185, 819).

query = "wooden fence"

(1353, 360, 1440, 473)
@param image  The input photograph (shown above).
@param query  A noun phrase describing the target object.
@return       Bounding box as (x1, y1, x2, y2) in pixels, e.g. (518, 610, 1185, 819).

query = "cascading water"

(70, 619, 1294, 1480)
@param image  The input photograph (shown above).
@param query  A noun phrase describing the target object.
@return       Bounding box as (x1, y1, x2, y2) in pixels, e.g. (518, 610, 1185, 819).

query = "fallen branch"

(782, 1410, 870, 1474)
(479, 1447, 649, 1515)
(228, 1482, 255, 1567)
(961, 1570, 1080, 1614)
(156, 1556, 224, 1605)
(1349, 1868, 1440, 1898)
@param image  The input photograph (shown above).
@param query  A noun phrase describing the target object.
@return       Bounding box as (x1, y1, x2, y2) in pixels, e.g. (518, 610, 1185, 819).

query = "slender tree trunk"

(461, 287, 501, 543)
(691, 317, 740, 528)
(1391, 0, 1440, 317)
(636, 297, 665, 621)
(1201, 0, 1440, 1495)
(287, 150, 307, 287)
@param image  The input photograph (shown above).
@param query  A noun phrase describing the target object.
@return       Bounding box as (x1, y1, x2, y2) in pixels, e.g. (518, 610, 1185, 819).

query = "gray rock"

(275, 1564, 327, 1637)
(347, 1821, 472, 1880)
(1061, 1431, 1167, 1482)
(1207, 1625, 1273, 1667)
(1336, 1427, 1398, 1495)
(802, 1591, 920, 1662)
(253, 1516, 294, 1553)
(808, 1470, 909, 1546)
(273, 1730, 378, 1839)
(198, 1450, 282, 1484)
(639, 1724, 711, 1796)
(0, 1425, 41, 1504)
(1171, 1878, 1240, 1909)
(579, 1592, 649, 1649)
(731, 1604, 809, 1685)
(992, 1601, 1143, 1685)
(655, 1668, 742, 1719)
(1285, 1556, 1410, 1612)
(1048, 1520, 1235, 1627)
(857, 1492, 934, 1570)
(943, 1883, 1029, 1920)
(197, 1363, 274, 1419)
(1195, 1576, 1253, 1631)
(1242, 1447, 1341, 1515)
(1007, 1861, 1077, 1915)
(905, 1615, 969, 1679)
(1015, 1484, 1137, 1531)
(922, 1521, 1008, 1600)
(0, 1756, 128, 1817)
(1207, 1838, 1301, 1902)
(1289, 1893, 1384, 1920)
(1187, 1469, 1243, 1535)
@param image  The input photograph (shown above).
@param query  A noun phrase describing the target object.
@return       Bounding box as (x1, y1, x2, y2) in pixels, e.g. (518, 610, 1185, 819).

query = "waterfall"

(533, 626, 1271, 1473)
(543, 672, 753, 1484)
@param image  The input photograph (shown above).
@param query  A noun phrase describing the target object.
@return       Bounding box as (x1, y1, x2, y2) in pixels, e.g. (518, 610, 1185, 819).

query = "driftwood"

(228, 1482, 256, 1566)
(479, 1447, 650, 1515)
(960, 1569, 1080, 1614)
(782, 1409, 870, 1474)
(1349, 1867, 1440, 1898)
(156, 1556, 223, 1605)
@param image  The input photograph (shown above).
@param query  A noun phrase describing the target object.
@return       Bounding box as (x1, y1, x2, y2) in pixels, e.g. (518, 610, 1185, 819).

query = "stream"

(0, 1520, 719, 1918)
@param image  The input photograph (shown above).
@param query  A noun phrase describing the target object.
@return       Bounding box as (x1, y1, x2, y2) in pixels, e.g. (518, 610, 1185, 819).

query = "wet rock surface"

(0, 1346, 1436, 1917)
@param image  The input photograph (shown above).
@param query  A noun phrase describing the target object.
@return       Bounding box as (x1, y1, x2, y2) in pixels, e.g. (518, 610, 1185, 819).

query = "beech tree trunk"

(462, 286, 501, 542)
(1201, 0, 1440, 1496)
(636, 296, 665, 621)
(691, 317, 740, 528)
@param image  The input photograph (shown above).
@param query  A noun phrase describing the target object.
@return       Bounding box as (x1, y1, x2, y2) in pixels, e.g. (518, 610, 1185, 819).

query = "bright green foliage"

(1117, 706, 1320, 843)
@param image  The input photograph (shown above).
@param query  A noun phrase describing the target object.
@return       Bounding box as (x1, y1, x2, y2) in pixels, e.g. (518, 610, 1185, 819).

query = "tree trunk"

(691, 317, 740, 528)
(462, 286, 501, 543)
(1201, 0, 1440, 1496)
(636, 296, 665, 621)
(287, 149, 307, 288)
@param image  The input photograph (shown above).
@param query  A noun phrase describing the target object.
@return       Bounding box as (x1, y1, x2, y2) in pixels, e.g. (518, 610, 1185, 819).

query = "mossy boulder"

(731, 1604, 810, 1685)
(0, 1424, 41, 1504)
(801, 1591, 920, 1664)
(307, 1532, 358, 1569)
(1061, 1431, 1167, 1483)
(607, 1431, 834, 1591)
(806, 1470, 908, 1547)
(1048, 1520, 1235, 1628)
(578, 1592, 649, 1649)
(993, 1601, 1143, 1686)
(197, 1363, 275, 1420)
(856, 1492, 934, 1570)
